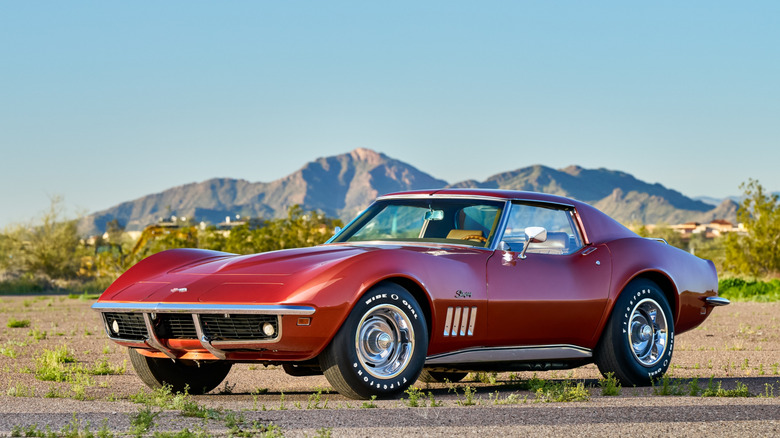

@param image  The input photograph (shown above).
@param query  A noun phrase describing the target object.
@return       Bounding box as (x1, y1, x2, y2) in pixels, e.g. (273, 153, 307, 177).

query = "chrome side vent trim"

(444, 306, 477, 337)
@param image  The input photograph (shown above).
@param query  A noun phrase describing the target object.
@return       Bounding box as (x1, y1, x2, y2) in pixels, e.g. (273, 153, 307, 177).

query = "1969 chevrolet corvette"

(93, 189, 729, 399)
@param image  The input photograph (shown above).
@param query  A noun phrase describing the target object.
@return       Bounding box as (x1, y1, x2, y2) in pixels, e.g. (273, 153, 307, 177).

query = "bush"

(718, 278, 780, 302)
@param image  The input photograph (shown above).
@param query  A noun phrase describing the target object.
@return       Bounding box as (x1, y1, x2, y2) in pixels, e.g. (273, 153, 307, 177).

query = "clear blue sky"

(2, 1, 779, 227)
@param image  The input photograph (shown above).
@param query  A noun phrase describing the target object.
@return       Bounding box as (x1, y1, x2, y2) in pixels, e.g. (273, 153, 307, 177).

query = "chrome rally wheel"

(320, 283, 428, 399)
(355, 304, 415, 379)
(628, 298, 669, 367)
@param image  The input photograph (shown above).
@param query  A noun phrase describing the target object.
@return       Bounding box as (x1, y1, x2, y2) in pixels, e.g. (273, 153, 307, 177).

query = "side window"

(501, 203, 583, 255)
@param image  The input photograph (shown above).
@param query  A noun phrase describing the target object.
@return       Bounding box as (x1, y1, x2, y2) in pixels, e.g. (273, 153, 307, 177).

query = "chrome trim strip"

(647, 237, 668, 244)
(142, 313, 177, 360)
(705, 296, 730, 306)
(192, 314, 226, 360)
(378, 193, 577, 209)
(92, 302, 315, 315)
(467, 306, 477, 336)
(451, 307, 462, 336)
(443, 307, 453, 336)
(377, 193, 512, 202)
(325, 206, 370, 244)
(425, 344, 592, 365)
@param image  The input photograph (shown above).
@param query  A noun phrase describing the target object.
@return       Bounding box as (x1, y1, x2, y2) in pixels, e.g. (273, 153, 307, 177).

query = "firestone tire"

(594, 279, 674, 386)
(418, 369, 468, 384)
(319, 283, 428, 400)
(128, 348, 232, 395)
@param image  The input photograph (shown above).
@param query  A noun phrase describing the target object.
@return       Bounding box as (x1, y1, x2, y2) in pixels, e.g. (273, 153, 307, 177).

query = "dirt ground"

(0, 295, 779, 436)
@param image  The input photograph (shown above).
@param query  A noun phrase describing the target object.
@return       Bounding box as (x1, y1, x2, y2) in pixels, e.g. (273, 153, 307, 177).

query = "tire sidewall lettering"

(346, 286, 427, 395)
(618, 285, 674, 380)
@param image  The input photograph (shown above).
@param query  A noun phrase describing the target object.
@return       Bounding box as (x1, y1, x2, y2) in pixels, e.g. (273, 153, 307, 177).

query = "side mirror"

(519, 226, 547, 260)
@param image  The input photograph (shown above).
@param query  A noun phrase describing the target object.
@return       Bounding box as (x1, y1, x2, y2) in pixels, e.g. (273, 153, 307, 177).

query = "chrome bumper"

(705, 296, 730, 307)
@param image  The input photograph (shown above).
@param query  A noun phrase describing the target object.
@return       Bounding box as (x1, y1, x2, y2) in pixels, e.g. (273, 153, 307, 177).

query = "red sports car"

(93, 189, 728, 399)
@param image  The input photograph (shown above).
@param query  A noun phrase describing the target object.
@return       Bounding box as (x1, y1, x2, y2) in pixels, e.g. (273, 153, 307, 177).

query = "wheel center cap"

(376, 332, 392, 350)
(639, 325, 653, 341)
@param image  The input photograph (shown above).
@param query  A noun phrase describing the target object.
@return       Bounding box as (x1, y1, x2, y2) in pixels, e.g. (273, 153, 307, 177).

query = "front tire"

(129, 348, 232, 394)
(319, 283, 428, 399)
(594, 279, 674, 386)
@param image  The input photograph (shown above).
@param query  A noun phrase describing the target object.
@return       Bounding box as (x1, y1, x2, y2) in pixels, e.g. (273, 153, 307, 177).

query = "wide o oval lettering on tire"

(319, 282, 428, 399)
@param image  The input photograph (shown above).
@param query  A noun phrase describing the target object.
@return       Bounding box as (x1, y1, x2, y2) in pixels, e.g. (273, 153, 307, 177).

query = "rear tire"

(128, 348, 232, 394)
(319, 283, 428, 399)
(594, 279, 674, 386)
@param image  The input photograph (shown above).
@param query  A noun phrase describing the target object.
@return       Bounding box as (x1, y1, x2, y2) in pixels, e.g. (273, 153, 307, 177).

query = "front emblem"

(171, 287, 188, 293)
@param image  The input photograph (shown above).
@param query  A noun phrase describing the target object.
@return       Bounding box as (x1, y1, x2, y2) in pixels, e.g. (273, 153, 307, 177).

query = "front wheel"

(129, 348, 232, 394)
(594, 279, 674, 386)
(319, 283, 428, 399)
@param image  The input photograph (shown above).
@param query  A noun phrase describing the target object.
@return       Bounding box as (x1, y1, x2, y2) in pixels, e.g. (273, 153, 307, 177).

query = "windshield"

(331, 198, 505, 248)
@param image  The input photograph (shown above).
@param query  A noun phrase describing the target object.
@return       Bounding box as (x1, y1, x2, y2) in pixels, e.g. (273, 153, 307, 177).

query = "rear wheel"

(319, 283, 428, 399)
(594, 279, 674, 386)
(128, 348, 232, 394)
(418, 369, 468, 384)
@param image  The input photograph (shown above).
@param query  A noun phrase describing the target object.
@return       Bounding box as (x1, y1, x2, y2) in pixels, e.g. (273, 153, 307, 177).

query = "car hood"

(101, 243, 486, 305)
(101, 245, 374, 303)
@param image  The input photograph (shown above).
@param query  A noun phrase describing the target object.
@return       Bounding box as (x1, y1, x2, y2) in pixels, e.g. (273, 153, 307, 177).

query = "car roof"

(380, 188, 638, 244)
(380, 188, 578, 206)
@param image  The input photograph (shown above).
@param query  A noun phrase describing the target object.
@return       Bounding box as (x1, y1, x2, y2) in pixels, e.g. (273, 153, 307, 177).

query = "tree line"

(1, 180, 778, 294)
(0, 202, 342, 293)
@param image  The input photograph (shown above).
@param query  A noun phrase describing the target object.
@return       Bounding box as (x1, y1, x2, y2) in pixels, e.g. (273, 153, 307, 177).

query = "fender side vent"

(443, 306, 477, 337)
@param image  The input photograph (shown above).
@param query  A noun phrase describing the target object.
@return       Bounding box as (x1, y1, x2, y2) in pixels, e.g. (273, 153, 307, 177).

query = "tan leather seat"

(446, 229, 484, 240)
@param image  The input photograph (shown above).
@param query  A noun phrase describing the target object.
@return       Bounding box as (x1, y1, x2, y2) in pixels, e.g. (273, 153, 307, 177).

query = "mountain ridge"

(78, 148, 737, 235)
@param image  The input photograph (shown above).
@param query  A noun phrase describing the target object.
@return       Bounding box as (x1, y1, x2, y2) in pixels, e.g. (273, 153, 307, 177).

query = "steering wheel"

(461, 235, 488, 243)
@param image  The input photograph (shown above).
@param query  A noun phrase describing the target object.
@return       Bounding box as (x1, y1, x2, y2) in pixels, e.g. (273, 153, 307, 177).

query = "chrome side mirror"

(519, 226, 547, 260)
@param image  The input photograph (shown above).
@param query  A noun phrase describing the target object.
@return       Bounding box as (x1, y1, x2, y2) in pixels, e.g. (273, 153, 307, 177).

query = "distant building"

(670, 220, 744, 238)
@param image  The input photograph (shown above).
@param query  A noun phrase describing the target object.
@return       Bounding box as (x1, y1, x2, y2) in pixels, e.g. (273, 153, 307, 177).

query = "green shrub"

(718, 278, 780, 302)
(6, 318, 30, 328)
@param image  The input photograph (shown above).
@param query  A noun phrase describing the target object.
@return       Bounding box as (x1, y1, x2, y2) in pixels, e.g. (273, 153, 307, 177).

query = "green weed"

(6, 383, 35, 397)
(598, 372, 621, 396)
(361, 395, 378, 409)
(702, 379, 752, 397)
(6, 318, 30, 328)
(34, 346, 76, 382)
(534, 380, 590, 403)
(129, 406, 160, 437)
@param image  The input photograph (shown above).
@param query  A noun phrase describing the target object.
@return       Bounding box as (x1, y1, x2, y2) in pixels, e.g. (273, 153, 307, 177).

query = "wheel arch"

(378, 277, 434, 343)
(618, 270, 680, 325)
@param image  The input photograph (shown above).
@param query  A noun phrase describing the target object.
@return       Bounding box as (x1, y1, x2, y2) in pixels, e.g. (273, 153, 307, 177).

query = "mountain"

(451, 165, 738, 225)
(78, 148, 738, 235)
(78, 148, 447, 235)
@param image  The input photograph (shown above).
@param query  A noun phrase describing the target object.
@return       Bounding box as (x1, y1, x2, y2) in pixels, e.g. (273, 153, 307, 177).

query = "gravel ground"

(1, 296, 779, 436)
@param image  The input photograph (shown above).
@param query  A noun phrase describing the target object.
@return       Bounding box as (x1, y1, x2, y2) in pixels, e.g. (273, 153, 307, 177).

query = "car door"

(486, 202, 612, 349)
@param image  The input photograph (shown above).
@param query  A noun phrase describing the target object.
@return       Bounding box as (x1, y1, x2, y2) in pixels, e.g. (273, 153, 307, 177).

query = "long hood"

(100, 243, 487, 306)
(101, 245, 376, 304)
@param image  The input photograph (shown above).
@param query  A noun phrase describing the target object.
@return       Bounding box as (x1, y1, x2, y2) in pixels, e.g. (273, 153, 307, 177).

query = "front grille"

(157, 314, 197, 339)
(103, 312, 147, 340)
(201, 314, 279, 341)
